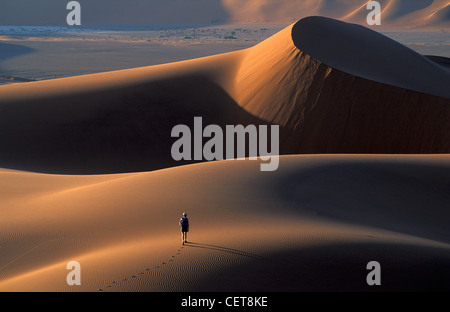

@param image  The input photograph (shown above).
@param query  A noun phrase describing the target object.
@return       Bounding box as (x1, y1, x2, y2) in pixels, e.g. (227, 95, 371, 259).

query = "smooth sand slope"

(0, 17, 449, 174)
(0, 155, 449, 292)
(342, 0, 450, 28)
(0, 16, 449, 291)
(234, 17, 450, 156)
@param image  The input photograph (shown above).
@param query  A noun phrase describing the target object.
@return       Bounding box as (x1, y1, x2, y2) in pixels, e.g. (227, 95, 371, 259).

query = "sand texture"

(0, 16, 449, 291)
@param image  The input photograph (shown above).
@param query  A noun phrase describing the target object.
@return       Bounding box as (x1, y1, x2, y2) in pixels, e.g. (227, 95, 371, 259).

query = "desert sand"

(0, 17, 449, 174)
(0, 16, 449, 291)
(1, 155, 450, 291)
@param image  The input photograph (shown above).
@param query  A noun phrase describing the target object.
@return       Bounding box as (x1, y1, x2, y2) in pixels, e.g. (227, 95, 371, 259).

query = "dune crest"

(0, 17, 449, 174)
(290, 17, 450, 97)
(1, 155, 450, 291)
(233, 16, 450, 155)
(222, 0, 450, 27)
(426, 2, 450, 26)
(0, 14, 450, 292)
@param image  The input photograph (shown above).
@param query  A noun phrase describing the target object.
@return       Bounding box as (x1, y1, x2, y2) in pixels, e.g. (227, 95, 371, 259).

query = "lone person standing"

(179, 212, 189, 245)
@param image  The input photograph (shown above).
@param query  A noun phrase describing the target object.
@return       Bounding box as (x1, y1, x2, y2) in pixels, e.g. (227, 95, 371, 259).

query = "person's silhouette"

(179, 212, 189, 245)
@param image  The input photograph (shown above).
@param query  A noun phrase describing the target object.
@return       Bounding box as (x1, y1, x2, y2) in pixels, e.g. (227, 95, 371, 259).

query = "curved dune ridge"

(0, 155, 450, 291)
(427, 3, 450, 26)
(222, 0, 450, 27)
(342, 0, 450, 27)
(234, 17, 450, 157)
(0, 17, 449, 174)
(291, 17, 450, 98)
(0, 16, 450, 291)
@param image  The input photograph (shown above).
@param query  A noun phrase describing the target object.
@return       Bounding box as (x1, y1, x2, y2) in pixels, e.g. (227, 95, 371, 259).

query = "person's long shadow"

(185, 242, 259, 259)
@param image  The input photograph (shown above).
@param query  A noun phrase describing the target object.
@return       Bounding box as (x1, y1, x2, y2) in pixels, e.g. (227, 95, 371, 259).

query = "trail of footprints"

(98, 246, 184, 291)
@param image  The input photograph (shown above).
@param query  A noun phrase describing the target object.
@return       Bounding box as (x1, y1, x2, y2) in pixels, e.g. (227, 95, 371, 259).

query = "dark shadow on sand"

(0, 75, 286, 174)
(192, 240, 450, 291)
(185, 242, 259, 259)
(275, 161, 450, 244)
(426, 55, 450, 69)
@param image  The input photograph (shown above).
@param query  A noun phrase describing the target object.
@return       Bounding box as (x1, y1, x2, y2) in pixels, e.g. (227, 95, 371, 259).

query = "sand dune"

(1, 0, 449, 28)
(0, 50, 251, 173)
(427, 55, 450, 68)
(0, 17, 449, 174)
(0, 155, 449, 291)
(224, 0, 450, 27)
(293, 17, 450, 95)
(0, 16, 449, 291)
(232, 17, 450, 154)
(426, 2, 450, 27)
(342, 0, 446, 27)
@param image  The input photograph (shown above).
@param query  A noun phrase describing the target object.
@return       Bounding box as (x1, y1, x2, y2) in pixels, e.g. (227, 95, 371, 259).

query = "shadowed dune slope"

(0, 155, 449, 291)
(0, 51, 254, 173)
(427, 55, 450, 68)
(233, 17, 450, 155)
(291, 17, 450, 97)
(0, 17, 449, 174)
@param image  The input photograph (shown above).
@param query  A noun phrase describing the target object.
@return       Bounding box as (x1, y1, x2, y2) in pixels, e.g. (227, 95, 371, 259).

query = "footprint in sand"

(98, 246, 184, 290)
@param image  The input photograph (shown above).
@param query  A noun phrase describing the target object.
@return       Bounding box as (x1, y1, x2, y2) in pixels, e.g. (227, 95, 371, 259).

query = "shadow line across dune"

(1, 16, 450, 175)
(185, 242, 259, 259)
(192, 240, 450, 292)
(275, 160, 450, 244)
(0, 75, 282, 174)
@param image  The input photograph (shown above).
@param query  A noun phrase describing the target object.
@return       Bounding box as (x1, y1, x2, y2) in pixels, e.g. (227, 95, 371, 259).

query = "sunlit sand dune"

(1, 155, 449, 291)
(0, 16, 449, 291)
(224, 0, 450, 27)
(0, 17, 449, 174)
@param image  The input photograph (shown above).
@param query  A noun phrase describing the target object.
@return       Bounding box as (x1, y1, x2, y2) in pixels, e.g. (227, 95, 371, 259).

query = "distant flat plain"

(0, 24, 448, 81)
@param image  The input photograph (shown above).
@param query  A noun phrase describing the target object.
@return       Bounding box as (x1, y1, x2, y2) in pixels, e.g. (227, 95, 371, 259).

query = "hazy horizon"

(1, 0, 449, 28)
